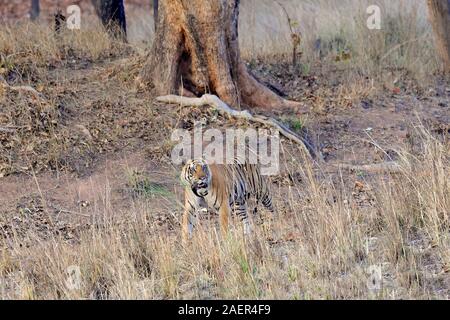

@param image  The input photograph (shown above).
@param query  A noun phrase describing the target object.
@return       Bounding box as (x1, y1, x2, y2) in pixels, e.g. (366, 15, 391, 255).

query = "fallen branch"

(55, 208, 91, 218)
(0, 126, 17, 133)
(156, 94, 317, 159)
(337, 162, 403, 174)
(0, 76, 42, 97)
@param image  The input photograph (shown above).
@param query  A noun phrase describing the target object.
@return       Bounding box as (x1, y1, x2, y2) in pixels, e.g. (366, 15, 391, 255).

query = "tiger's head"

(181, 159, 212, 198)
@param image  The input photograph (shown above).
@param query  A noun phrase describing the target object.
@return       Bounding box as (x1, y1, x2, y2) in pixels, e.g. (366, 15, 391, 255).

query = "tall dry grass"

(0, 125, 448, 299)
(0, 21, 126, 61)
(239, 0, 440, 87)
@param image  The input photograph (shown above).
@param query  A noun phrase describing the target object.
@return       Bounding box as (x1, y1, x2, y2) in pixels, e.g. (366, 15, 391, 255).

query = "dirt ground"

(1, 49, 449, 244)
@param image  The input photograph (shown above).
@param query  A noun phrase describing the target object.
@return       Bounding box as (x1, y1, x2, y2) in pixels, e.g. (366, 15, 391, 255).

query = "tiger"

(180, 158, 274, 241)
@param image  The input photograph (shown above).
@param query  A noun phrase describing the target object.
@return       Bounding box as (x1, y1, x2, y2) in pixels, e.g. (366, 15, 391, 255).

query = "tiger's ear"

(180, 158, 187, 166)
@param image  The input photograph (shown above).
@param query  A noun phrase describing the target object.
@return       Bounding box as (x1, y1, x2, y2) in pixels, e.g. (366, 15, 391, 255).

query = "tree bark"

(140, 0, 300, 110)
(30, 0, 40, 21)
(427, 0, 450, 73)
(153, 0, 159, 31)
(91, 0, 127, 40)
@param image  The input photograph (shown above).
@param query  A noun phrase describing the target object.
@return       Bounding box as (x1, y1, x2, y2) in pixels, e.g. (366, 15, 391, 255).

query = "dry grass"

(0, 126, 448, 299)
(0, 0, 449, 300)
(0, 21, 127, 69)
(240, 0, 439, 77)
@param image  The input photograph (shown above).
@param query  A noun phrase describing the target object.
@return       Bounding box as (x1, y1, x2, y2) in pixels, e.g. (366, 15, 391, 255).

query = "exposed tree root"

(156, 94, 317, 159)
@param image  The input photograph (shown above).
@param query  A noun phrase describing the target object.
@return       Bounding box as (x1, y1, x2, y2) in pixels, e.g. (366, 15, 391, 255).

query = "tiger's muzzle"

(192, 181, 209, 197)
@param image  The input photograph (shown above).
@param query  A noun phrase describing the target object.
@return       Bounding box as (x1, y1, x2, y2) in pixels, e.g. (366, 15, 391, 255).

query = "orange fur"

(181, 159, 273, 242)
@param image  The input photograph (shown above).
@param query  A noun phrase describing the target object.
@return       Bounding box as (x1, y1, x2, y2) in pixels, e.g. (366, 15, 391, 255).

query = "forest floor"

(0, 19, 449, 298)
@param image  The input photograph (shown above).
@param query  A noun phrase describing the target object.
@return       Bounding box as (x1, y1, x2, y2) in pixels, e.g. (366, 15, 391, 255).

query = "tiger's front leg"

(219, 203, 231, 237)
(182, 188, 203, 243)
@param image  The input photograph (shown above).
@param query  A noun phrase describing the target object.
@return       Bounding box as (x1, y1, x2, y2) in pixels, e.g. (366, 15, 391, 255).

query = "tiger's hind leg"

(261, 192, 275, 214)
(248, 197, 264, 226)
(254, 191, 275, 237)
(233, 200, 251, 235)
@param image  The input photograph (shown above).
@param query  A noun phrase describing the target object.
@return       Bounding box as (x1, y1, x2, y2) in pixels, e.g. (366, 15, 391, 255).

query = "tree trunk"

(427, 0, 450, 73)
(141, 0, 300, 110)
(153, 0, 159, 31)
(91, 0, 127, 40)
(30, 0, 40, 21)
